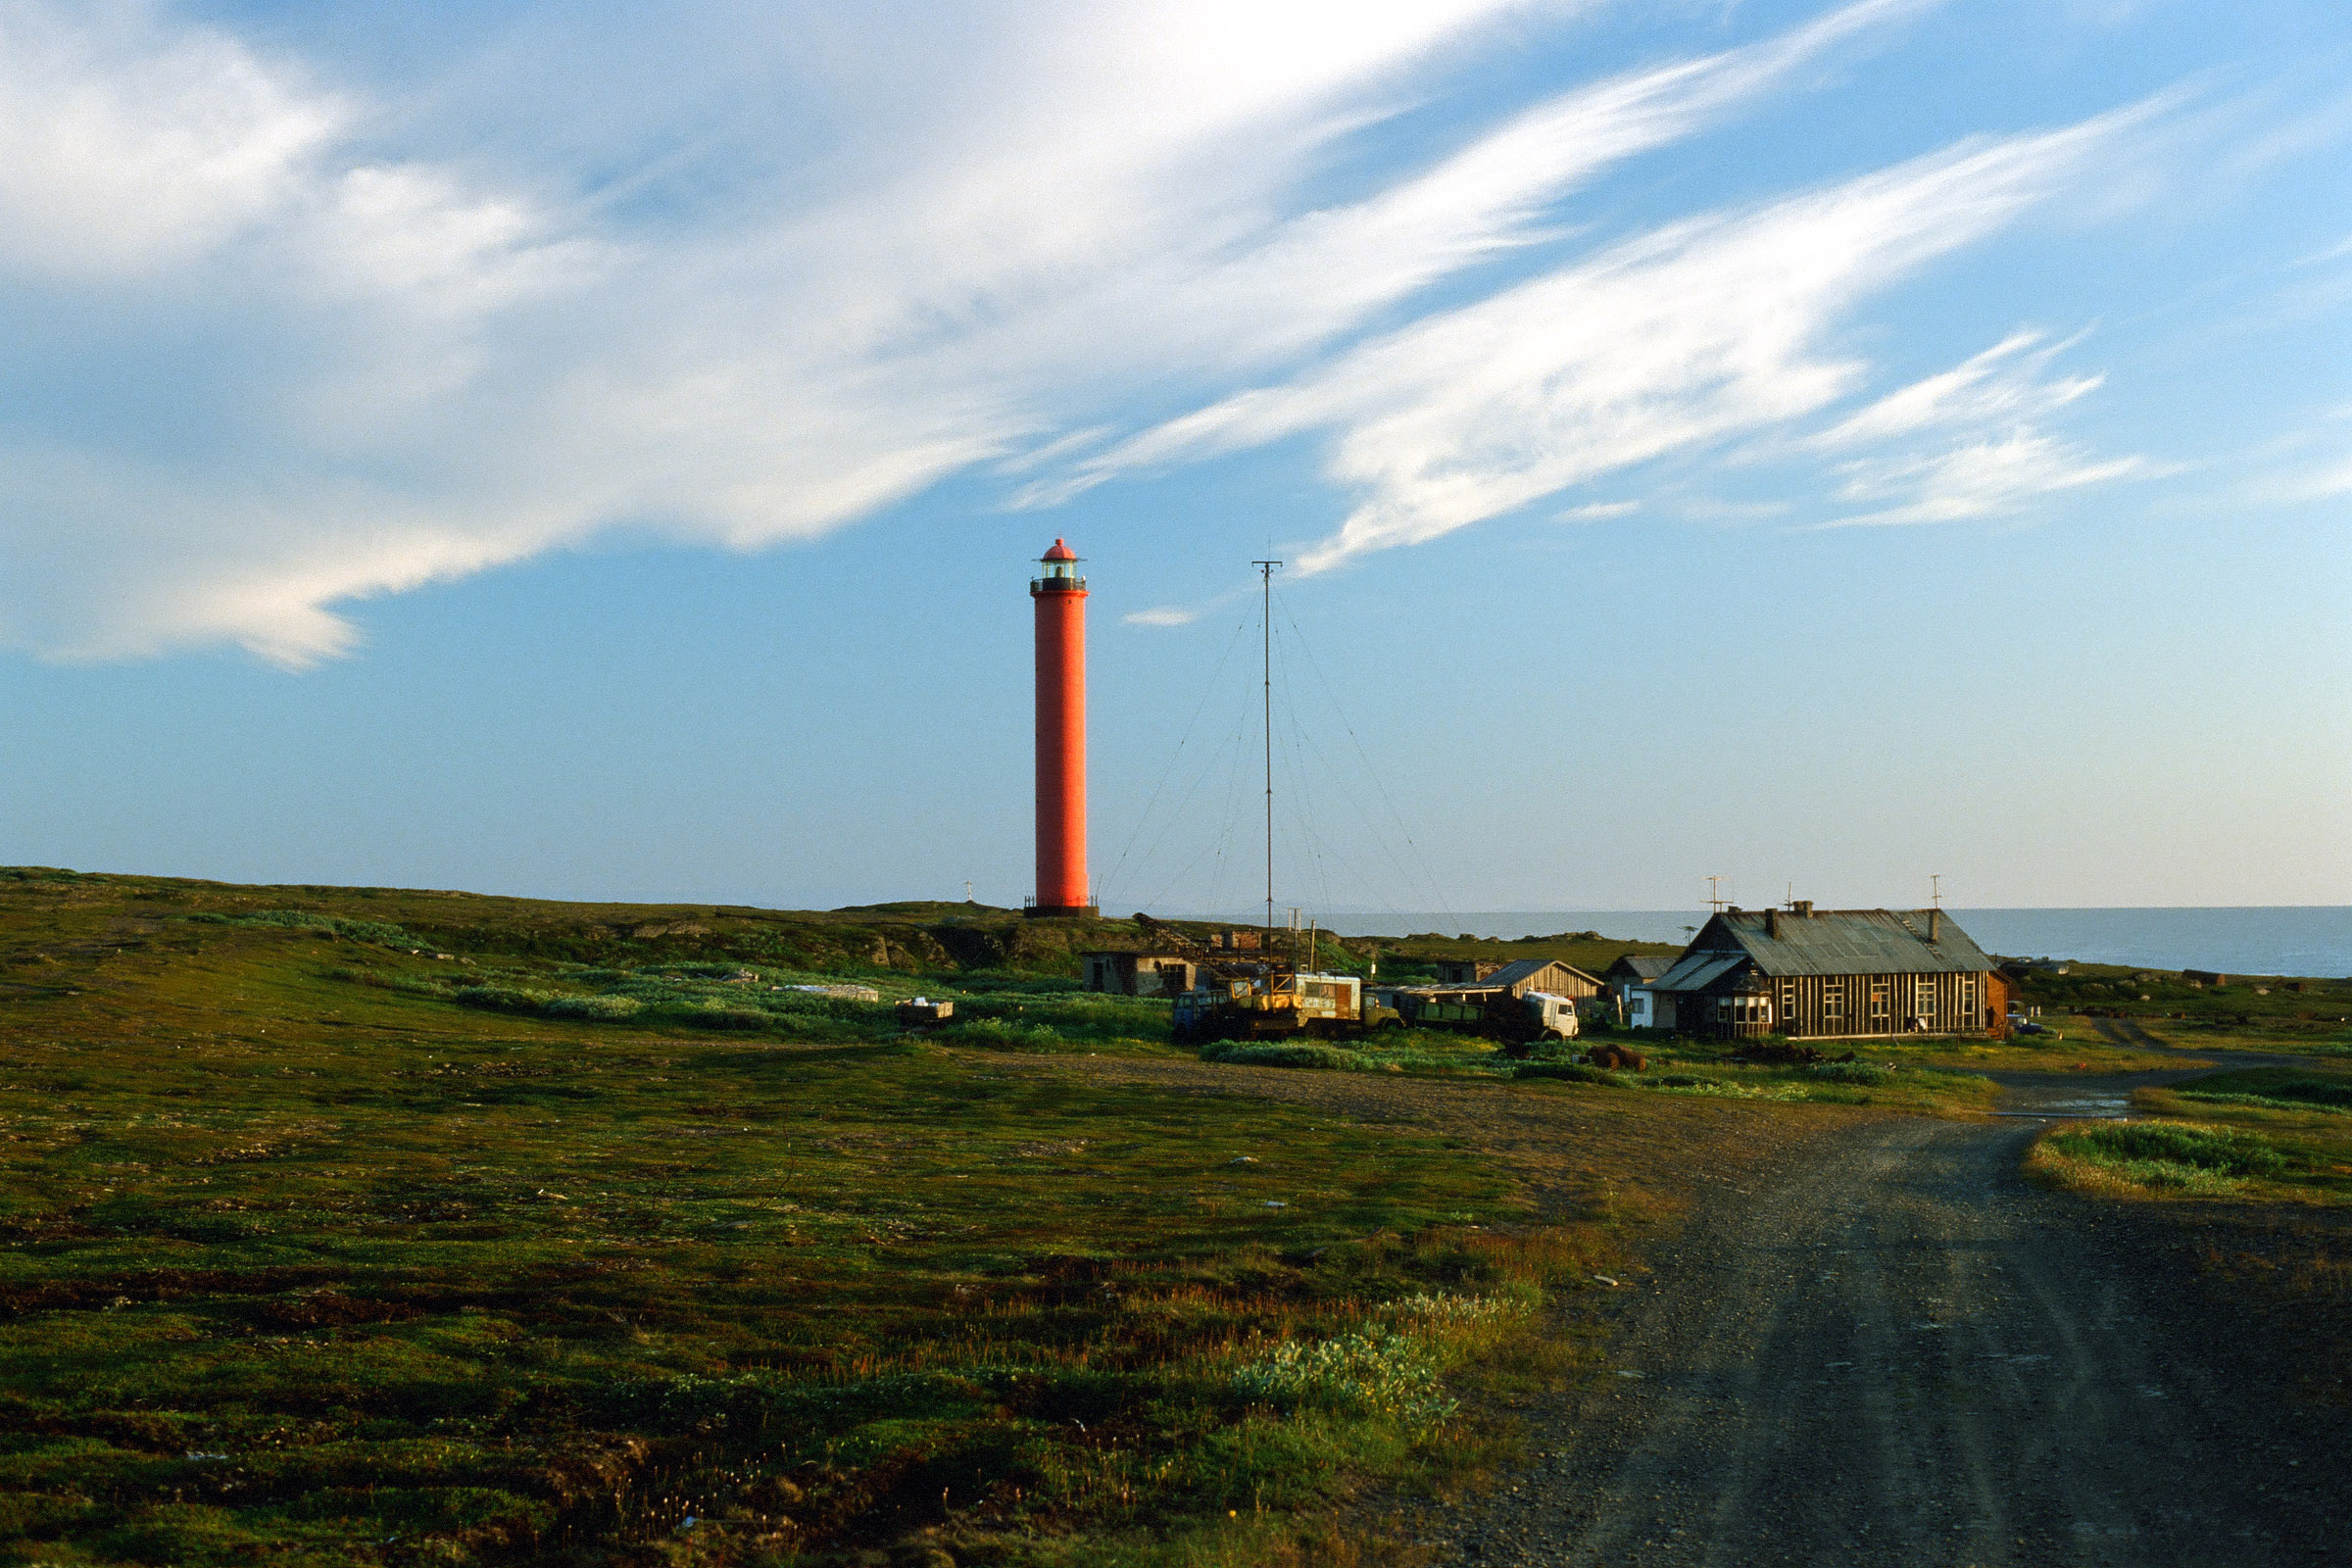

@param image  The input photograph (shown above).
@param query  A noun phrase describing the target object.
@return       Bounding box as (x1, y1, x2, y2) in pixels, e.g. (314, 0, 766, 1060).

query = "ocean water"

(1314, 907, 2352, 979)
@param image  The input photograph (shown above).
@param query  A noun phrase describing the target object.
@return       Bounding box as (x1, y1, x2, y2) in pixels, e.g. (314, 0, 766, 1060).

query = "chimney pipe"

(1765, 907, 1780, 938)
(1929, 908, 1941, 941)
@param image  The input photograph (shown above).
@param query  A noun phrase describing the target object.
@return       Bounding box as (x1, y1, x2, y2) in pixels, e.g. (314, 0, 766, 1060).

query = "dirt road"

(1425, 1104, 2350, 1566)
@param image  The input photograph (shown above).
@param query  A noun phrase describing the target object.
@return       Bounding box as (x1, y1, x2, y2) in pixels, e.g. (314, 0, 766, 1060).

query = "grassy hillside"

(2010, 960, 2352, 1048)
(0, 868, 1736, 1568)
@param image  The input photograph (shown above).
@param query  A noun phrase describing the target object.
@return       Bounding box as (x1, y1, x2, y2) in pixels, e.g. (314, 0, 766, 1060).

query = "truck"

(1134, 914, 1401, 1044)
(1380, 984, 1580, 1052)
(1170, 968, 1403, 1044)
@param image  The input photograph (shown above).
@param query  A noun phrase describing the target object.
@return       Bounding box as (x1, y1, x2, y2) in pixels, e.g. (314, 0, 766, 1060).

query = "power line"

(1098, 605, 1252, 905)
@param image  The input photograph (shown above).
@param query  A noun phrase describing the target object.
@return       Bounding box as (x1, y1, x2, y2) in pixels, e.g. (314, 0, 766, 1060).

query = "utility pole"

(1254, 559, 1282, 942)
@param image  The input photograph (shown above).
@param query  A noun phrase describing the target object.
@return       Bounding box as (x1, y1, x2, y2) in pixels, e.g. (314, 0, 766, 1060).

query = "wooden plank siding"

(1690, 969, 2001, 1040)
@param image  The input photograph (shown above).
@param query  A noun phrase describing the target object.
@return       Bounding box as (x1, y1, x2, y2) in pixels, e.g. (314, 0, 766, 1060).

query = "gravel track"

(1426, 1105, 2350, 1567)
(1005, 1049, 2348, 1563)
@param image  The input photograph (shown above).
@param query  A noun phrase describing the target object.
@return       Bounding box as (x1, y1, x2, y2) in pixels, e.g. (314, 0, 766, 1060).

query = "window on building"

(1869, 984, 1889, 1025)
(1780, 981, 1798, 1026)
(1823, 983, 1844, 1024)
(1916, 976, 1938, 1015)
(1959, 975, 1978, 1012)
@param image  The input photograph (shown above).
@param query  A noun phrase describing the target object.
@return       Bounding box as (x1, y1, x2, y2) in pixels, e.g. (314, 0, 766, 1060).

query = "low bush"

(541, 994, 643, 1021)
(189, 908, 419, 947)
(1805, 1061, 1892, 1086)
(1231, 1325, 1454, 1425)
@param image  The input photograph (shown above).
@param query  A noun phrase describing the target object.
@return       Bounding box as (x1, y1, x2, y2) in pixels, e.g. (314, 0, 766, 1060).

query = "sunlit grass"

(0, 869, 1644, 1567)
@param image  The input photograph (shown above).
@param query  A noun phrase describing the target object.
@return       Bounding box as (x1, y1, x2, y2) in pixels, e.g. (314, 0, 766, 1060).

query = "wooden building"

(1431, 957, 1502, 984)
(1653, 905, 2010, 1041)
(1603, 954, 1676, 1030)
(1082, 951, 1199, 997)
(1481, 957, 1603, 1002)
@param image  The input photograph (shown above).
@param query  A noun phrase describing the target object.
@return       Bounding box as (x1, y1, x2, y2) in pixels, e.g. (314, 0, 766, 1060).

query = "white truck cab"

(1523, 991, 1581, 1039)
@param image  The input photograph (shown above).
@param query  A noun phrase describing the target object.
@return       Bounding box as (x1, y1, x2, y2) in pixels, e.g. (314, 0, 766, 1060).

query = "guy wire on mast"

(1254, 559, 1281, 940)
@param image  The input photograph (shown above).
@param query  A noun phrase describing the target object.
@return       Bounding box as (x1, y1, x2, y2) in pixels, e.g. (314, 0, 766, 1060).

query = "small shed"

(1432, 957, 1502, 984)
(1603, 955, 1676, 1030)
(1082, 951, 1199, 997)
(1480, 957, 1603, 1002)
(1603, 955, 1672, 1002)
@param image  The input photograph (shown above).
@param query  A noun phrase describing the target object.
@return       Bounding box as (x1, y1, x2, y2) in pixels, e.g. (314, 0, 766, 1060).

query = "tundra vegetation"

(0, 869, 1711, 1568)
(3, 867, 2344, 1567)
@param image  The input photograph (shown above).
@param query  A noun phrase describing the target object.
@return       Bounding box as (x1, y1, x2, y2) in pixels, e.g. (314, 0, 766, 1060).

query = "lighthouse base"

(1024, 904, 1100, 920)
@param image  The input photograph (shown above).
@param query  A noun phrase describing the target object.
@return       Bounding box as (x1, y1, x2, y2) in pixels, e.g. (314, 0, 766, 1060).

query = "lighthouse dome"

(1041, 538, 1078, 562)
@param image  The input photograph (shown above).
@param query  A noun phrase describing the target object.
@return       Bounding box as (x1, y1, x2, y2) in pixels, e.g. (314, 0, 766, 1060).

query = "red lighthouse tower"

(1029, 540, 1096, 917)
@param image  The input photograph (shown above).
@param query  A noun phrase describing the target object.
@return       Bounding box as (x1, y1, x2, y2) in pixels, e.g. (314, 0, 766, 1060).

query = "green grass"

(2036, 1120, 2287, 1195)
(0, 868, 1662, 1568)
(2008, 961, 2352, 1050)
(2171, 1067, 2352, 1114)
(1508, 1051, 1994, 1111)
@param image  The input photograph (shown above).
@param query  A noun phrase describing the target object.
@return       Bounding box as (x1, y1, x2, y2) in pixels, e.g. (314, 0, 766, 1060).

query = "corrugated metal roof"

(1689, 908, 1994, 978)
(1654, 952, 1748, 992)
(1610, 955, 1674, 981)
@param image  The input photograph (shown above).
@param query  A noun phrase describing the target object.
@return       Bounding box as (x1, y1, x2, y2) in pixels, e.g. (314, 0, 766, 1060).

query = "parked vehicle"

(1383, 983, 1580, 1046)
(1171, 968, 1402, 1044)
(1139, 914, 1401, 1043)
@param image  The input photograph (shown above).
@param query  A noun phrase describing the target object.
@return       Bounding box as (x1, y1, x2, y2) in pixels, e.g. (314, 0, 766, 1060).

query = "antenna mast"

(1254, 560, 1282, 940)
(1706, 875, 1727, 912)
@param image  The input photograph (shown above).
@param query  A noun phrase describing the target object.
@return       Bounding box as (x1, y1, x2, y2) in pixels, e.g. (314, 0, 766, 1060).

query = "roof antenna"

(1929, 874, 1944, 942)
(1706, 875, 1727, 912)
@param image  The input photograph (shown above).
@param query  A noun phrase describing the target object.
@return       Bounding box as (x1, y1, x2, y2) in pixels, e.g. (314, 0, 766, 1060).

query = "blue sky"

(0, 0, 2345, 914)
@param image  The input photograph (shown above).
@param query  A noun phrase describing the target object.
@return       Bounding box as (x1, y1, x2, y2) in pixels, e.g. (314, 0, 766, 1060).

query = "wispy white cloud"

(2300, 231, 2352, 267)
(1079, 105, 2157, 571)
(0, 2, 345, 278)
(2286, 451, 2352, 499)
(1788, 324, 2152, 526)
(1124, 606, 1201, 627)
(1557, 500, 1642, 520)
(1808, 328, 2103, 448)
(1, 0, 1952, 663)
(0, 0, 2199, 662)
(1822, 431, 2150, 526)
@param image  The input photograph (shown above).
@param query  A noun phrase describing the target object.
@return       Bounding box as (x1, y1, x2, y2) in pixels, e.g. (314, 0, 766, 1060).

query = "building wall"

(1083, 955, 1196, 996)
(1502, 962, 1600, 1002)
(1682, 970, 2003, 1039)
